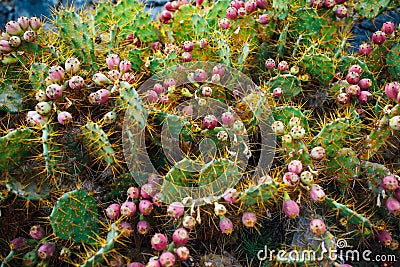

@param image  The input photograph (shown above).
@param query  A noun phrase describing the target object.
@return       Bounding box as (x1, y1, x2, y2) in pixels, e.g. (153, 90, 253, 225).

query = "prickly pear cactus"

(50, 190, 98, 243)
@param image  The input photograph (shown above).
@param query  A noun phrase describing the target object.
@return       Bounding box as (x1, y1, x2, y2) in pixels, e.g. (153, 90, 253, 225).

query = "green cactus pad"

(282, 139, 312, 165)
(50, 190, 98, 243)
(361, 161, 392, 195)
(206, 0, 231, 27)
(0, 128, 37, 172)
(325, 196, 373, 230)
(387, 42, 400, 80)
(94, 1, 111, 31)
(326, 147, 360, 183)
(237, 43, 250, 72)
(290, 8, 321, 36)
(172, 5, 202, 42)
(198, 158, 240, 188)
(267, 74, 302, 100)
(310, 116, 361, 158)
(118, 81, 147, 129)
(130, 11, 158, 43)
(6, 180, 50, 201)
(29, 63, 48, 92)
(55, 10, 97, 70)
(300, 54, 335, 86)
(359, 123, 391, 160)
(277, 23, 289, 57)
(0, 80, 23, 113)
(354, 0, 392, 19)
(42, 124, 59, 176)
(127, 48, 143, 72)
(239, 181, 279, 206)
(81, 122, 115, 165)
(216, 35, 232, 67)
(272, 0, 289, 20)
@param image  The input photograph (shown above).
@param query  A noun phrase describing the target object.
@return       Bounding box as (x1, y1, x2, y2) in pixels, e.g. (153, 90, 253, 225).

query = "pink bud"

(230, 0, 244, 10)
(273, 87, 283, 98)
(29, 17, 41, 31)
(348, 64, 362, 74)
(29, 225, 45, 240)
(310, 0, 323, 8)
(309, 219, 326, 235)
(182, 41, 194, 52)
(24, 30, 37, 42)
(242, 212, 257, 228)
(128, 263, 145, 267)
(164, 78, 176, 89)
(237, 7, 246, 16)
(385, 82, 400, 100)
(65, 57, 80, 74)
(287, 160, 302, 174)
(106, 54, 121, 70)
(141, 183, 155, 198)
(92, 73, 111, 86)
(137, 220, 151, 234)
(283, 172, 300, 186)
(5, 21, 23, 35)
(9, 36, 21, 47)
(311, 146, 326, 160)
(119, 221, 133, 231)
(226, 7, 238, 20)
(127, 187, 140, 199)
(359, 78, 372, 89)
(347, 85, 361, 97)
(357, 91, 372, 104)
(221, 111, 234, 125)
(219, 217, 234, 234)
(68, 76, 85, 90)
(151, 233, 168, 251)
(167, 202, 185, 218)
(346, 71, 359, 84)
(213, 64, 225, 76)
(335, 5, 347, 18)
(139, 200, 153, 215)
(37, 243, 54, 260)
(11, 238, 26, 250)
(159, 10, 172, 24)
(147, 90, 159, 103)
(381, 21, 395, 35)
(46, 84, 63, 99)
(119, 60, 132, 73)
(310, 185, 326, 202)
(199, 38, 208, 48)
(283, 199, 300, 218)
(159, 252, 176, 267)
(223, 188, 239, 203)
(256, 0, 267, 8)
(106, 203, 121, 219)
(337, 92, 350, 104)
(89, 89, 109, 104)
(58, 111, 73, 125)
(17, 16, 30, 30)
(278, 61, 289, 71)
(259, 14, 270, 24)
(386, 197, 400, 216)
(244, 0, 257, 13)
(182, 51, 192, 62)
(194, 68, 207, 82)
(48, 66, 65, 83)
(382, 176, 398, 191)
(324, 0, 335, 8)
(0, 40, 12, 54)
(218, 18, 231, 29)
(359, 43, 372, 55)
(372, 30, 386, 45)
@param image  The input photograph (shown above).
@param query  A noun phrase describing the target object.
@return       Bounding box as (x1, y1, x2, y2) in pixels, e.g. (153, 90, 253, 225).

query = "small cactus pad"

(0, 80, 24, 113)
(50, 190, 99, 243)
(81, 122, 115, 165)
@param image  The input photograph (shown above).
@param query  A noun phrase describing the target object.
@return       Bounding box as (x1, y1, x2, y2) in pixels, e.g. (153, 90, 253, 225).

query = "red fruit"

(382, 21, 395, 35)
(120, 201, 137, 217)
(127, 187, 140, 199)
(159, 252, 176, 267)
(256, 0, 267, 9)
(309, 219, 326, 235)
(357, 91, 372, 104)
(106, 54, 121, 70)
(273, 87, 283, 97)
(348, 64, 362, 74)
(11, 238, 26, 250)
(382, 176, 399, 191)
(277, 61, 289, 71)
(244, 0, 257, 13)
(69, 76, 85, 90)
(182, 41, 194, 52)
(57, 111, 73, 125)
(172, 228, 189, 244)
(212, 64, 225, 76)
(310, 0, 323, 8)
(346, 71, 360, 84)
(237, 7, 246, 16)
(29, 225, 45, 240)
(202, 115, 218, 130)
(141, 183, 155, 198)
(46, 84, 63, 99)
(119, 221, 133, 231)
(324, 0, 335, 8)
(347, 85, 361, 97)
(377, 230, 392, 247)
(223, 188, 239, 203)
(194, 69, 208, 82)
(139, 200, 153, 215)
(151, 233, 168, 251)
(372, 30, 386, 45)
(181, 52, 192, 62)
(160, 10, 172, 24)
(165, 2, 177, 11)
(199, 38, 208, 48)
(230, 0, 244, 9)
(384, 82, 400, 100)
(167, 202, 185, 218)
(335, 5, 347, 18)
(337, 92, 350, 104)
(137, 220, 151, 234)
(259, 14, 270, 24)
(359, 43, 372, 55)
(226, 7, 238, 20)
(128, 263, 145, 267)
(147, 260, 161, 267)
(218, 18, 231, 29)
(37, 243, 54, 260)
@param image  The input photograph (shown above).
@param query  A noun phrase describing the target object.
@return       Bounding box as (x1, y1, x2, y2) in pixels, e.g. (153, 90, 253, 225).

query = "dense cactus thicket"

(0, 0, 399, 266)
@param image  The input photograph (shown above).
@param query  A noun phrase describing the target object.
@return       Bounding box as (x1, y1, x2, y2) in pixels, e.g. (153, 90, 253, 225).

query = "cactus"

(300, 54, 335, 86)
(0, 128, 37, 171)
(354, 0, 392, 19)
(386, 42, 400, 79)
(81, 122, 115, 165)
(127, 49, 143, 72)
(326, 147, 360, 184)
(0, 80, 24, 113)
(50, 190, 98, 243)
(29, 63, 48, 92)
(6, 180, 50, 201)
(266, 74, 301, 100)
(272, 0, 289, 20)
(239, 180, 279, 206)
